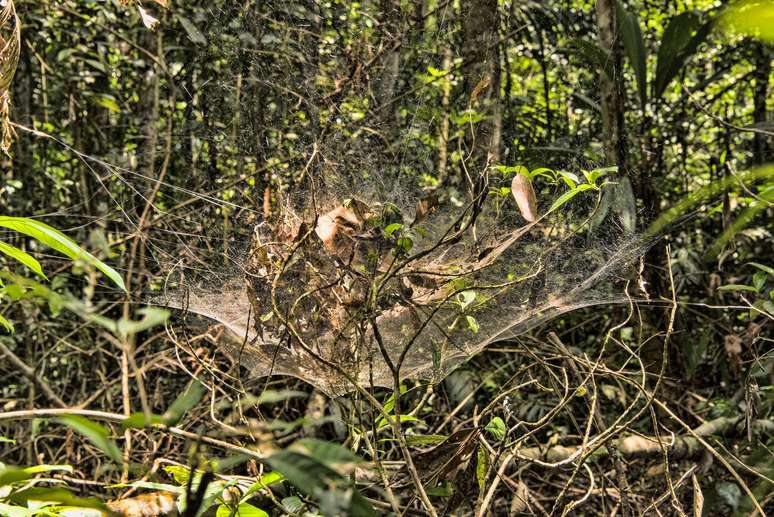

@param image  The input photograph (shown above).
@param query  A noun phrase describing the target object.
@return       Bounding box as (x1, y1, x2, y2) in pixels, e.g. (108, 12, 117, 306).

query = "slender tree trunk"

(751, 43, 771, 165)
(595, 0, 627, 170)
(460, 0, 501, 175)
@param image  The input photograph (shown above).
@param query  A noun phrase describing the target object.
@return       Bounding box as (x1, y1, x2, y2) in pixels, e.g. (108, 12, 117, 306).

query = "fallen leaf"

(511, 174, 538, 222)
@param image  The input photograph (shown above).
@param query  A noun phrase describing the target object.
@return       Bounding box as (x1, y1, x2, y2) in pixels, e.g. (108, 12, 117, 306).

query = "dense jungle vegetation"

(0, 0, 772, 515)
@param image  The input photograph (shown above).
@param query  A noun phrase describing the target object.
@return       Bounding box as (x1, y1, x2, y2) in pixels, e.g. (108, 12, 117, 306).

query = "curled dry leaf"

(314, 205, 364, 254)
(138, 5, 160, 30)
(511, 173, 538, 222)
(0, 0, 20, 153)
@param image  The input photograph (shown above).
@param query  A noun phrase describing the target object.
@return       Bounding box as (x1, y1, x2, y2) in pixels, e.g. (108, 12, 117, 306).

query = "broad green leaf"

(163, 380, 207, 425)
(564, 39, 612, 77)
(90, 308, 170, 338)
(749, 262, 774, 276)
(91, 94, 121, 113)
(244, 471, 285, 497)
(267, 449, 374, 517)
(9, 487, 106, 510)
(281, 496, 305, 514)
(0, 217, 126, 292)
(753, 272, 766, 292)
(557, 171, 579, 189)
(383, 223, 403, 237)
(0, 241, 46, 279)
(163, 465, 191, 486)
(293, 438, 364, 471)
(0, 502, 33, 517)
(56, 415, 123, 464)
(720, 0, 774, 42)
(216, 503, 268, 517)
(617, 2, 647, 108)
(548, 184, 595, 214)
(177, 15, 207, 45)
(266, 450, 338, 496)
(654, 13, 712, 98)
(485, 417, 506, 440)
(122, 411, 164, 429)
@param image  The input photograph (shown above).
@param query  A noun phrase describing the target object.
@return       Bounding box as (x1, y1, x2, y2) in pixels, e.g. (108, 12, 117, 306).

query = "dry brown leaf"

(0, 0, 20, 153)
(691, 473, 704, 517)
(724, 334, 742, 356)
(137, 5, 159, 30)
(511, 173, 538, 222)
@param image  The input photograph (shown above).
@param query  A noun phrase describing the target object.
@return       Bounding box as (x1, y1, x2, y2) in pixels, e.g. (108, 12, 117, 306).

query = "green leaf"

(163, 380, 207, 425)
(376, 414, 419, 430)
(91, 94, 121, 113)
(0, 241, 46, 279)
(0, 217, 126, 292)
(485, 417, 506, 440)
(748, 262, 774, 276)
(281, 496, 305, 514)
(720, 0, 774, 42)
(244, 471, 285, 497)
(476, 446, 489, 491)
(654, 13, 712, 99)
(565, 39, 611, 77)
(617, 2, 647, 108)
(465, 315, 479, 334)
(717, 284, 758, 293)
(9, 487, 106, 510)
(557, 171, 579, 189)
(266, 450, 338, 496)
(548, 184, 595, 213)
(0, 314, 13, 333)
(107, 481, 182, 493)
(406, 434, 448, 446)
(177, 15, 207, 45)
(56, 415, 123, 464)
(383, 223, 403, 237)
(122, 412, 164, 429)
(216, 503, 268, 517)
(293, 438, 364, 471)
(162, 465, 192, 486)
(752, 272, 766, 292)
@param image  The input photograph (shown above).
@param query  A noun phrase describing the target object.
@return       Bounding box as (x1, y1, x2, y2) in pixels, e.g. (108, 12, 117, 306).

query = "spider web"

(12, 2, 651, 396)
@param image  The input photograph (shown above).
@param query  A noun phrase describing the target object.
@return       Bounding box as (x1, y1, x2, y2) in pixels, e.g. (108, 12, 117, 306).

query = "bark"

(751, 42, 771, 165)
(460, 0, 501, 169)
(595, 0, 627, 171)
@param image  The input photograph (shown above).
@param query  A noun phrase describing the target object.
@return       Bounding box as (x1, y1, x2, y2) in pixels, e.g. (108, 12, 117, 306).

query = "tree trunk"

(595, 0, 627, 171)
(460, 0, 501, 185)
(751, 42, 771, 166)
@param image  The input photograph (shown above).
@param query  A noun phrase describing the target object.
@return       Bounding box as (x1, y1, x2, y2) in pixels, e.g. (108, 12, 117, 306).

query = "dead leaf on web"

(0, 0, 20, 154)
(511, 173, 538, 222)
(138, 5, 160, 30)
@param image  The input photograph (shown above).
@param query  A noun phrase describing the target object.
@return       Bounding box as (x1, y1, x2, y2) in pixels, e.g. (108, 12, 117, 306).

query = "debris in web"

(157, 170, 648, 397)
